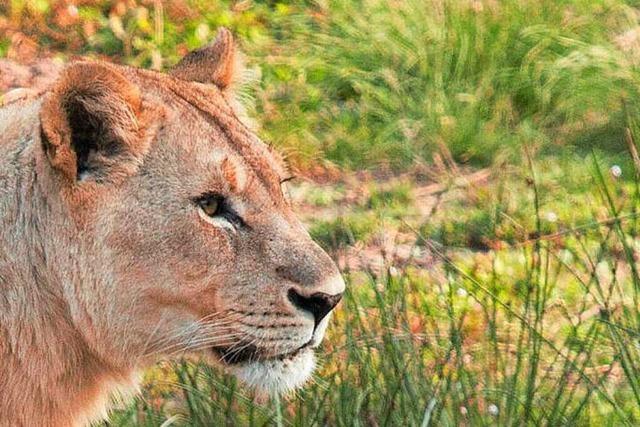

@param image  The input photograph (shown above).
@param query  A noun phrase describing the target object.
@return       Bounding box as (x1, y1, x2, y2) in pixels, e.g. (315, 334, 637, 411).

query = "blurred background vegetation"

(5, 1, 640, 426)
(4, 0, 640, 171)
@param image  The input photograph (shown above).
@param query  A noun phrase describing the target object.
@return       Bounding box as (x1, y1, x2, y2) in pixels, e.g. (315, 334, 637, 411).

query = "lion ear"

(170, 27, 241, 89)
(40, 62, 152, 183)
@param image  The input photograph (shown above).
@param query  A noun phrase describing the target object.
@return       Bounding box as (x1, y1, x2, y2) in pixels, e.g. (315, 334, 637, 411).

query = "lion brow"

(164, 79, 285, 200)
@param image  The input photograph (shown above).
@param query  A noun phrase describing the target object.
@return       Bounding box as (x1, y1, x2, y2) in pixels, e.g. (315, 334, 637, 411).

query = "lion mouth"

(212, 341, 312, 365)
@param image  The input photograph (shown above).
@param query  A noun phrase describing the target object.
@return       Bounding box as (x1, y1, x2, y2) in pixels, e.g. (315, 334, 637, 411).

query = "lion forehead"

(122, 69, 289, 197)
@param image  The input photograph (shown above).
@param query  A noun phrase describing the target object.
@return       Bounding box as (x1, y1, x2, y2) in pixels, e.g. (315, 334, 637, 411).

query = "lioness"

(0, 28, 344, 426)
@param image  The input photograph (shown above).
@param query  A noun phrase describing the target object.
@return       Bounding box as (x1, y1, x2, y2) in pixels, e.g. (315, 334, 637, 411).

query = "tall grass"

(257, 0, 640, 169)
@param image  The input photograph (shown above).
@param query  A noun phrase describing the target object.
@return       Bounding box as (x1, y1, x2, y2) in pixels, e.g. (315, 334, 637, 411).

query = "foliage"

(4, 0, 640, 169)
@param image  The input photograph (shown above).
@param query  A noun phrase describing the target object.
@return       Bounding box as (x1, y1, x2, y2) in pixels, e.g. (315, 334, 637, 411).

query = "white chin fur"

(232, 349, 316, 396)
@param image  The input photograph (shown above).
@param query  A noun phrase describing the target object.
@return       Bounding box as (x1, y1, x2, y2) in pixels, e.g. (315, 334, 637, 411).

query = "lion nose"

(287, 289, 343, 327)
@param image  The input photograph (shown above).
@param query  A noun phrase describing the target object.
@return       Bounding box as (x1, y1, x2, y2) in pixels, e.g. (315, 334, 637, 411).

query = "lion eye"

(197, 195, 223, 217)
(195, 194, 247, 229)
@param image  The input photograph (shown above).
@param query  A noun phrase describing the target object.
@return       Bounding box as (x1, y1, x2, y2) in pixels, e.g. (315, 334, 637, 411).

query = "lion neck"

(0, 104, 136, 426)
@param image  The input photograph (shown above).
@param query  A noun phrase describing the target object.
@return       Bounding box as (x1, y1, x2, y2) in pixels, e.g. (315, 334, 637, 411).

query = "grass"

(5, 0, 640, 425)
(255, 0, 640, 170)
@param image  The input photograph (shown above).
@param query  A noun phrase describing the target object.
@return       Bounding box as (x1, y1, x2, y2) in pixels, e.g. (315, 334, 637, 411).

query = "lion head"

(35, 28, 345, 396)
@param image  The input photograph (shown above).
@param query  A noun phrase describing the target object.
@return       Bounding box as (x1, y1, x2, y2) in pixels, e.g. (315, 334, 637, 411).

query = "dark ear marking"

(40, 62, 154, 183)
(170, 27, 240, 89)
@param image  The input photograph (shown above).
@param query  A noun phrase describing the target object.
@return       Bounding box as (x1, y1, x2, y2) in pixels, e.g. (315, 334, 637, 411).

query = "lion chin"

(229, 349, 316, 396)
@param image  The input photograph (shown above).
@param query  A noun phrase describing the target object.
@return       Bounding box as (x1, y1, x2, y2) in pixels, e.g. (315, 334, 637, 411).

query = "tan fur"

(170, 27, 242, 89)
(0, 29, 344, 426)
